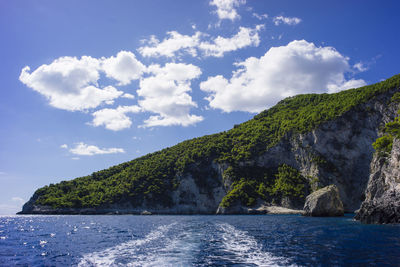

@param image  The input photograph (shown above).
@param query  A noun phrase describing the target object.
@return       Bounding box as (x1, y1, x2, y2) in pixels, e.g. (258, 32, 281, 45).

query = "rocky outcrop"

(303, 185, 344, 216)
(355, 138, 400, 224)
(262, 91, 397, 212)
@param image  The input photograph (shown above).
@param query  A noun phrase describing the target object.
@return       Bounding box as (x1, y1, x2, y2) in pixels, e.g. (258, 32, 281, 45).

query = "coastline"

(17, 205, 305, 215)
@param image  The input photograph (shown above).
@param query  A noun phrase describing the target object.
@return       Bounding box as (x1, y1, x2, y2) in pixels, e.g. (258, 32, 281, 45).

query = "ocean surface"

(0, 214, 399, 266)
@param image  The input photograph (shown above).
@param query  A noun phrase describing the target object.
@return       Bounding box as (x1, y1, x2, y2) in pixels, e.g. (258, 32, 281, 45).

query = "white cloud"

(252, 13, 268, 20)
(19, 56, 124, 111)
(327, 79, 367, 93)
(19, 52, 145, 112)
(101, 51, 145, 85)
(200, 40, 366, 113)
(353, 62, 368, 72)
(199, 25, 263, 57)
(20, 51, 209, 129)
(273, 16, 302, 26)
(138, 63, 203, 127)
(60, 144, 68, 149)
(138, 25, 263, 59)
(69, 142, 125, 156)
(138, 32, 202, 58)
(91, 105, 141, 131)
(210, 0, 246, 21)
(121, 93, 135, 99)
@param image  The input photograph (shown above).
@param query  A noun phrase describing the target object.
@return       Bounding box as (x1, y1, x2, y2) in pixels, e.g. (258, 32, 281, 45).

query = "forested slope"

(20, 74, 400, 214)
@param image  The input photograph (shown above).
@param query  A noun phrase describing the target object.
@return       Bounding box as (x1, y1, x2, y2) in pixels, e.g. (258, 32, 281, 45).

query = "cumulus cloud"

(101, 51, 145, 85)
(200, 40, 366, 113)
(138, 25, 263, 59)
(91, 105, 141, 131)
(138, 32, 202, 58)
(60, 144, 68, 149)
(19, 57, 123, 111)
(199, 25, 263, 57)
(138, 63, 203, 127)
(273, 16, 302, 26)
(19, 52, 145, 111)
(68, 142, 125, 156)
(210, 0, 246, 21)
(20, 51, 207, 129)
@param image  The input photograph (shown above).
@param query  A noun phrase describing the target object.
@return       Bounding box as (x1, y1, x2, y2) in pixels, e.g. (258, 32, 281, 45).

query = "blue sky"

(1, 0, 399, 214)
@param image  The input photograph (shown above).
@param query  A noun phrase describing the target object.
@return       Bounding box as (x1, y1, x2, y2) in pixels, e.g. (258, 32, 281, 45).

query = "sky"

(1, 0, 399, 214)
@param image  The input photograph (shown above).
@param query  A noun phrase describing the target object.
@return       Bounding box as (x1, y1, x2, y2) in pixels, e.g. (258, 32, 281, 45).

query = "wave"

(78, 223, 176, 267)
(215, 223, 292, 267)
(124, 230, 201, 267)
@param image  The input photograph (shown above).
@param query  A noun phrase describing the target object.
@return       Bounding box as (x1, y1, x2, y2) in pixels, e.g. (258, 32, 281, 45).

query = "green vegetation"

(372, 116, 400, 156)
(31, 74, 400, 209)
(271, 164, 309, 199)
(220, 164, 310, 208)
(372, 135, 393, 156)
(308, 176, 321, 192)
(220, 165, 275, 208)
(391, 92, 400, 103)
(220, 179, 260, 208)
(372, 92, 400, 156)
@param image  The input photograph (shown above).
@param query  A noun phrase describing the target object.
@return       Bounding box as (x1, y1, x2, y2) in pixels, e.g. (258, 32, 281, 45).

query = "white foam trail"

(216, 223, 292, 267)
(78, 223, 176, 267)
(125, 229, 201, 267)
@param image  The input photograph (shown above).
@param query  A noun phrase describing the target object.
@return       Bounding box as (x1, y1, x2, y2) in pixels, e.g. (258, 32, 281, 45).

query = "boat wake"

(213, 223, 291, 266)
(78, 221, 290, 266)
(78, 223, 176, 266)
(78, 222, 205, 267)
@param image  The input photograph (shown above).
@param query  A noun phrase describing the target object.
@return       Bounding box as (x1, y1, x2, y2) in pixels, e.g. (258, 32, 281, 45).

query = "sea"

(0, 214, 399, 266)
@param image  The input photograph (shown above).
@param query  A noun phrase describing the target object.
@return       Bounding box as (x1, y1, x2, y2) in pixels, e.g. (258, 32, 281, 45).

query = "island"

(19, 74, 400, 224)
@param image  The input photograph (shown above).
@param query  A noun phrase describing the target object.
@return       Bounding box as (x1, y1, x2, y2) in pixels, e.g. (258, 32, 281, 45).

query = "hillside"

(19, 74, 400, 214)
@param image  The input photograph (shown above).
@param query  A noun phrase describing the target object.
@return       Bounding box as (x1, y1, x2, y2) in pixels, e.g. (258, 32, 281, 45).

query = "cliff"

(355, 138, 400, 224)
(19, 75, 400, 215)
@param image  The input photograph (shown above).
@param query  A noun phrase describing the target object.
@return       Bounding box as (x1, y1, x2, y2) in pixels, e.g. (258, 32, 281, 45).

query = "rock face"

(219, 89, 398, 214)
(303, 185, 344, 216)
(355, 138, 400, 224)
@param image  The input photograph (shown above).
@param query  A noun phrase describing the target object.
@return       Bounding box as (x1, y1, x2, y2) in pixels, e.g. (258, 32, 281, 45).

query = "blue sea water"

(0, 214, 399, 266)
